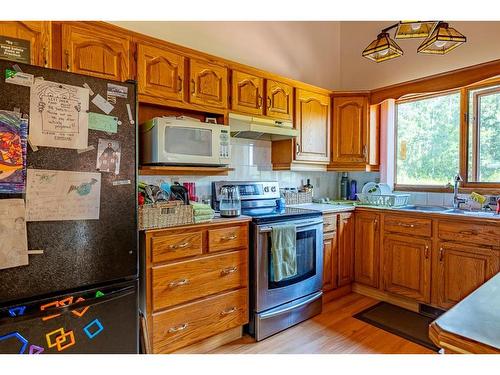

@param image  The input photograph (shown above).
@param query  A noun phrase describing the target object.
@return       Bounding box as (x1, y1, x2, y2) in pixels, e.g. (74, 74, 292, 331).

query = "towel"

(193, 208, 215, 216)
(193, 214, 214, 223)
(270, 224, 297, 282)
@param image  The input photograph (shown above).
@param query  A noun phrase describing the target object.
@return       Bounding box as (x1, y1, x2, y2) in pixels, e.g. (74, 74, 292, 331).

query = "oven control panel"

(212, 181, 280, 201)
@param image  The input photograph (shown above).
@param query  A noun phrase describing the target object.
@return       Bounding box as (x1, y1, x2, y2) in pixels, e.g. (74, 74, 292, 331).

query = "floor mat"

(353, 301, 440, 352)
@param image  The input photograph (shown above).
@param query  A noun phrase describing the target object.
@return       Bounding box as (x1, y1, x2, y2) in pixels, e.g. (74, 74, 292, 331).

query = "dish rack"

(356, 193, 410, 207)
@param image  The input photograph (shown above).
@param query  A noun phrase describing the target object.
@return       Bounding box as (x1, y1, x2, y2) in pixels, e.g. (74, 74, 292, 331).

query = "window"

(395, 92, 461, 187)
(468, 85, 500, 183)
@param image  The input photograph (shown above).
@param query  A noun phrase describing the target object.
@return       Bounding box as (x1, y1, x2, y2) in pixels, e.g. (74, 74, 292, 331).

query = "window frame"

(394, 89, 462, 192)
(393, 78, 500, 194)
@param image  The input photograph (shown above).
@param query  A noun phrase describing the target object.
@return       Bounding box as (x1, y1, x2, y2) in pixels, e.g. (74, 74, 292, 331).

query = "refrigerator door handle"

(0, 285, 135, 324)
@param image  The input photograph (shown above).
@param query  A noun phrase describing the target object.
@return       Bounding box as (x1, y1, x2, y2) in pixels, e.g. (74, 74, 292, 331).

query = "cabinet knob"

(64, 50, 70, 71)
(439, 247, 444, 262)
(190, 79, 196, 95)
(296, 143, 301, 155)
(267, 96, 272, 109)
(257, 94, 263, 108)
(43, 47, 48, 67)
(177, 76, 183, 92)
(424, 245, 429, 259)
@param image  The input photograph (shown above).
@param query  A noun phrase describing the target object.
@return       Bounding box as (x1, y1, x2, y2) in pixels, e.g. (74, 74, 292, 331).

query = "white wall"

(110, 21, 341, 89)
(339, 21, 500, 90)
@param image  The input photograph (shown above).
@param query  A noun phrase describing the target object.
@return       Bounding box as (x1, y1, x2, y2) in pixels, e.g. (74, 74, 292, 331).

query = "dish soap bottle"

(340, 172, 349, 200)
(303, 179, 314, 196)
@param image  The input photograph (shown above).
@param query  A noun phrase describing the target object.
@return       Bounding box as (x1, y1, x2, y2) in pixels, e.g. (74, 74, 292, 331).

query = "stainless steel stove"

(212, 181, 323, 341)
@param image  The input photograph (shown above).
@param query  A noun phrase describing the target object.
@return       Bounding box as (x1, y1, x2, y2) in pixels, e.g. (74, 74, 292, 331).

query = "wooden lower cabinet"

(322, 230, 338, 292)
(338, 212, 355, 287)
(143, 219, 250, 353)
(434, 241, 499, 309)
(354, 212, 380, 288)
(382, 234, 431, 303)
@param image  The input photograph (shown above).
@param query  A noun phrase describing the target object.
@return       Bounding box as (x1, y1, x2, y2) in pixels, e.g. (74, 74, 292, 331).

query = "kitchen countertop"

(429, 273, 500, 353)
(145, 213, 252, 232)
(288, 203, 356, 214)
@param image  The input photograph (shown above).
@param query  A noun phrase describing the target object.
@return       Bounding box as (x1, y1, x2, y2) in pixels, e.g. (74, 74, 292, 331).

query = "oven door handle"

(259, 291, 323, 319)
(257, 219, 323, 233)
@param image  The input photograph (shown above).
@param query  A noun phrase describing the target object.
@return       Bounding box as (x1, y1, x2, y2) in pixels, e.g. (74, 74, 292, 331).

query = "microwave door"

(162, 125, 218, 165)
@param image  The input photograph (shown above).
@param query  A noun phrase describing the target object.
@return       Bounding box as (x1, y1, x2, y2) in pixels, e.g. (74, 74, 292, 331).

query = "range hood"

(229, 113, 298, 141)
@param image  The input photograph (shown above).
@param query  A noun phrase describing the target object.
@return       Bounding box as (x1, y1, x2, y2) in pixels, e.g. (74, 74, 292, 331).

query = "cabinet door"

(338, 212, 354, 287)
(137, 43, 185, 102)
(0, 21, 51, 67)
(383, 234, 431, 303)
(231, 70, 264, 115)
(354, 212, 380, 288)
(331, 96, 368, 165)
(295, 89, 330, 163)
(266, 79, 293, 121)
(435, 242, 499, 309)
(322, 230, 338, 292)
(189, 59, 228, 109)
(62, 24, 130, 81)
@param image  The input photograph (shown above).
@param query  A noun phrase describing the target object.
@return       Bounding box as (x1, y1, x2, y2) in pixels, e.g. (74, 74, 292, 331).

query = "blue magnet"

(83, 319, 104, 339)
(0, 332, 28, 354)
(8, 306, 26, 317)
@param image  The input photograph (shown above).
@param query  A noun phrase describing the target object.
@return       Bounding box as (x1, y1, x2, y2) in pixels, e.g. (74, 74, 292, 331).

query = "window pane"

(468, 87, 500, 183)
(396, 93, 460, 186)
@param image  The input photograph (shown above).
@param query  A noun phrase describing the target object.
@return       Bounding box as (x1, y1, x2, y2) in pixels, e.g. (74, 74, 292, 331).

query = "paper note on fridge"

(25, 169, 101, 221)
(88, 112, 118, 133)
(0, 199, 28, 270)
(29, 80, 89, 149)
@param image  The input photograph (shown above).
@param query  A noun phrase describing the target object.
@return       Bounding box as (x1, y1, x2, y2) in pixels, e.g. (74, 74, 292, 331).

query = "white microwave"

(140, 117, 231, 166)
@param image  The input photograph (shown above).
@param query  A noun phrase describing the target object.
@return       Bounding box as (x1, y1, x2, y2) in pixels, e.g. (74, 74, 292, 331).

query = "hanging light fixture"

(394, 21, 438, 39)
(362, 31, 404, 63)
(417, 22, 467, 54)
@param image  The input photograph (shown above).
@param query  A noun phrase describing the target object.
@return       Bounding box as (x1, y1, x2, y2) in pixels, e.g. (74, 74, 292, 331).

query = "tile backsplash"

(139, 138, 380, 202)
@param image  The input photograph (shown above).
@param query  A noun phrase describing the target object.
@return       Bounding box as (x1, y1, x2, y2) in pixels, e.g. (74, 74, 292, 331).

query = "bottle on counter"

(340, 172, 349, 200)
(349, 180, 357, 200)
(303, 178, 314, 197)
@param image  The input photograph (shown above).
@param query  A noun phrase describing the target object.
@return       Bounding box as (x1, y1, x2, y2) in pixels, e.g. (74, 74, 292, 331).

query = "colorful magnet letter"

(45, 328, 75, 352)
(40, 300, 61, 321)
(8, 306, 26, 317)
(0, 332, 28, 354)
(95, 291, 105, 298)
(28, 344, 44, 354)
(71, 297, 90, 318)
(83, 319, 104, 339)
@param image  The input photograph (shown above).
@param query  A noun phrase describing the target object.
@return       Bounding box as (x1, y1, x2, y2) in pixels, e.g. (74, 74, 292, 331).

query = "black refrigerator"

(0, 60, 138, 354)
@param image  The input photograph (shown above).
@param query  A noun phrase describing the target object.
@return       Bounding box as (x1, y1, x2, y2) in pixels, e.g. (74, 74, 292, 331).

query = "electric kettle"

(219, 185, 241, 217)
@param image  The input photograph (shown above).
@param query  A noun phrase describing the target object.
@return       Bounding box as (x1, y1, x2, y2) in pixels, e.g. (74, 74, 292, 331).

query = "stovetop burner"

(242, 206, 321, 224)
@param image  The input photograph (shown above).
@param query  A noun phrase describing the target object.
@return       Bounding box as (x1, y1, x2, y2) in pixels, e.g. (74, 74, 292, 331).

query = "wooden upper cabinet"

(295, 89, 330, 163)
(62, 24, 130, 81)
(137, 43, 185, 102)
(337, 212, 355, 287)
(435, 242, 499, 309)
(382, 234, 431, 303)
(354, 212, 380, 288)
(266, 79, 293, 121)
(231, 70, 264, 115)
(0, 21, 51, 67)
(189, 59, 228, 109)
(330, 96, 369, 168)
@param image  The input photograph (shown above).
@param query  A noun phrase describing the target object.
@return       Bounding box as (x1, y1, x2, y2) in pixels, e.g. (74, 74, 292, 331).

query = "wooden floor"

(210, 293, 434, 354)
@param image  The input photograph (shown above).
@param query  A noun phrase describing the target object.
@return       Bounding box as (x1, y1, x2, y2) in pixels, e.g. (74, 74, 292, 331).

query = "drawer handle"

(459, 230, 478, 236)
(398, 223, 415, 228)
(168, 323, 188, 333)
(177, 76, 183, 92)
(221, 266, 238, 276)
(168, 278, 189, 288)
(220, 306, 237, 316)
(168, 242, 190, 250)
(221, 234, 237, 241)
(439, 247, 444, 262)
(424, 245, 429, 259)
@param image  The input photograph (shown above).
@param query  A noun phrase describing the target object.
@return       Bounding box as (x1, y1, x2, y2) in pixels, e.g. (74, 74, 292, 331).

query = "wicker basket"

(138, 201, 193, 230)
(356, 193, 410, 207)
(283, 191, 313, 205)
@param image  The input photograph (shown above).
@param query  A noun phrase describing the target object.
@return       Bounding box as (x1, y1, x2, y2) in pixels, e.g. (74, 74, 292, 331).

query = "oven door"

(253, 218, 323, 312)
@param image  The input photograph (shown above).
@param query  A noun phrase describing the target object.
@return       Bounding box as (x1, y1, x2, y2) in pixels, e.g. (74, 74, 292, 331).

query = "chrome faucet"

(453, 174, 466, 209)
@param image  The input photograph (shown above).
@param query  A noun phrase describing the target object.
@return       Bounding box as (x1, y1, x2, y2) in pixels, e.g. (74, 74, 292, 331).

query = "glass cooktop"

(242, 206, 321, 224)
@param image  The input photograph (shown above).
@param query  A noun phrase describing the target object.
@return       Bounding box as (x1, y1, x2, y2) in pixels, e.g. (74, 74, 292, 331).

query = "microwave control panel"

(219, 129, 230, 160)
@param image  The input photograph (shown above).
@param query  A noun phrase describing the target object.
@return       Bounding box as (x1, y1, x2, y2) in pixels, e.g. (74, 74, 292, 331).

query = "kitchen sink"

(399, 205, 451, 212)
(442, 209, 499, 218)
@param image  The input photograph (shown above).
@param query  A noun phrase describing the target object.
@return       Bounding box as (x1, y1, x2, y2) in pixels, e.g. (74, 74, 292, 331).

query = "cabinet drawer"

(152, 288, 248, 353)
(323, 214, 337, 233)
(151, 232, 203, 263)
(438, 221, 500, 247)
(384, 215, 432, 237)
(152, 251, 247, 311)
(208, 225, 247, 253)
